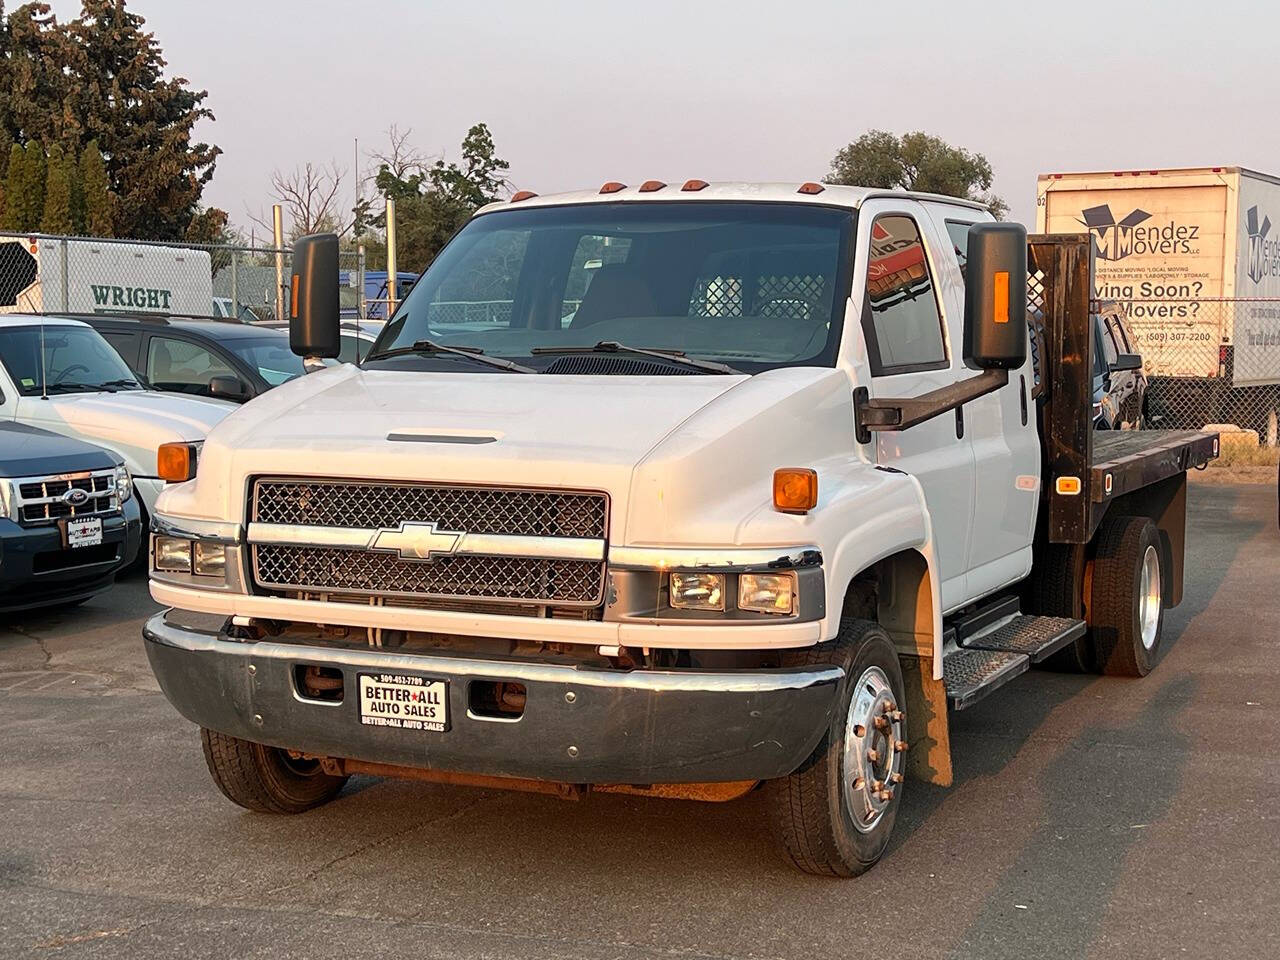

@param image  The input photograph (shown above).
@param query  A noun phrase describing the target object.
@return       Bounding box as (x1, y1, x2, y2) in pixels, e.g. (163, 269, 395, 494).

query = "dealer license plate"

(65, 516, 103, 549)
(358, 672, 449, 732)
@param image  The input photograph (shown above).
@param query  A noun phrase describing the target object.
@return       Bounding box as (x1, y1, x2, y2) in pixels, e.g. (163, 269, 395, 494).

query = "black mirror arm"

(856, 369, 1009, 444)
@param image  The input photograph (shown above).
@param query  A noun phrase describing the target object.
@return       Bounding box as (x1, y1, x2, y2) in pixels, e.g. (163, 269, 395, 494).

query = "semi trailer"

(142, 182, 1217, 876)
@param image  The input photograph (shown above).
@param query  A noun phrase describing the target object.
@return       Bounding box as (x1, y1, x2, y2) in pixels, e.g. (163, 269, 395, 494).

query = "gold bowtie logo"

(369, 522, 462, 561)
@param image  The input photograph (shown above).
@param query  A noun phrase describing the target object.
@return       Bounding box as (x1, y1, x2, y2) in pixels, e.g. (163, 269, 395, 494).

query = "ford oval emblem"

(63, 488, 91, 506)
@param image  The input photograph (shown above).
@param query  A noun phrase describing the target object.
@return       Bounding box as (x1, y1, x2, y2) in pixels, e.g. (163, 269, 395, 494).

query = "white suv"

(0, 315, 233, 519)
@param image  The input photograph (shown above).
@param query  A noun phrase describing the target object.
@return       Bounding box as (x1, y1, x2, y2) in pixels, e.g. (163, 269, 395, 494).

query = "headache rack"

(1029, 234, 1218, 549)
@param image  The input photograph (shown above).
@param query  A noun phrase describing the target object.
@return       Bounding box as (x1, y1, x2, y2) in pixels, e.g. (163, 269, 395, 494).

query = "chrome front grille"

(253, 479, 606, 538)
(249, 478, 608, 607)
(13, 470, 119, 525)
(253, 546, 603, 604)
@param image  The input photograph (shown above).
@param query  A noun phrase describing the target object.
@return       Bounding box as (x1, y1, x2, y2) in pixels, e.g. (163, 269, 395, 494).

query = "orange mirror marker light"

(992, 271, 1009, 324)
(773, 468, 818, 513)
(599, 181, 627, 194)
(157, 442, 198, 483)
(638, 180, 667, 192)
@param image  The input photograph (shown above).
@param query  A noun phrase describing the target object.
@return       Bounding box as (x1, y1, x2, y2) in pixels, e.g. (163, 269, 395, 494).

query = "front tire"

(765, 620, 906, 877)
(201, 728, 348, 813)
(1090, 515, 1164, 677)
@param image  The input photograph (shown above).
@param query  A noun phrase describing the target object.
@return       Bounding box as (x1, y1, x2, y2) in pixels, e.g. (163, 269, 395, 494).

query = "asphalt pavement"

(2, 482, 1277, 959)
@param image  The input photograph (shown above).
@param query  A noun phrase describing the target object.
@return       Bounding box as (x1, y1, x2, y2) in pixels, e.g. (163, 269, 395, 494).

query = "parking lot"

(0, 481, 1276, 960)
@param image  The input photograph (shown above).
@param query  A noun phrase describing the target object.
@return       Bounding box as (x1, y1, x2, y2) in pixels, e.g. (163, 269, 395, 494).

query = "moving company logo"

(1245, 206, 1280, 284)
(1080, 204, 1199, 261)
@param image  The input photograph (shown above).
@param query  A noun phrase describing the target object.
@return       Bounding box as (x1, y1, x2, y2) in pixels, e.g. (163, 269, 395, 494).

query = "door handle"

(955, 405, 964, 439)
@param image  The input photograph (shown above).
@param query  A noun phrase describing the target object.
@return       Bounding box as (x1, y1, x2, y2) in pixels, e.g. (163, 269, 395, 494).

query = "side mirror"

(288, 233, 340, 362)
(1110, 352, 1143, 372)
(208, 375, 248, 401)
(963, 223, 1028, 370)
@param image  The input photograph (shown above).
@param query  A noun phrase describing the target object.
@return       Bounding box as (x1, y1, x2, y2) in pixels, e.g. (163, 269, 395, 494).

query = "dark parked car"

(1093, 305, 1148, 430)
(0, 423, 142, 612)
(81, 316, 315, 403)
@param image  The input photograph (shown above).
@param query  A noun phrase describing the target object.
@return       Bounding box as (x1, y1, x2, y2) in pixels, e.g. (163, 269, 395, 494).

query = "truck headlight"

(154, 536, 193, 572)
(738, 572, 796, 615)
(114, 465, 132, 502)
(192, 542, 227, 577)
(669, 572, 725, 611)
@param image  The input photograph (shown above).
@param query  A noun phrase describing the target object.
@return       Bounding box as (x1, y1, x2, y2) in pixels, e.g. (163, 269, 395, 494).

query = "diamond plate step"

(959, 615, 1087, 664)
(943, 649, 1029, 710)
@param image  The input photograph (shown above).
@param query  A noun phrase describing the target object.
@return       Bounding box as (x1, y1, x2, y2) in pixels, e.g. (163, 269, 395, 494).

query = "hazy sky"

(49, 0, 1280, 230)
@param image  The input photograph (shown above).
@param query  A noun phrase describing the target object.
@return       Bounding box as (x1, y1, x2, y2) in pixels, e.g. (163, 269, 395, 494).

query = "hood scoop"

(387, 433, 498, 444)
(543, 355, 700, 376)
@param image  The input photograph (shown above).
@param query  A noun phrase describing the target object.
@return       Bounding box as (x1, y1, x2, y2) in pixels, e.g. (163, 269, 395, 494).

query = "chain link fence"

(0, 231, 370, 323)
(1121, 299, 1280, 445)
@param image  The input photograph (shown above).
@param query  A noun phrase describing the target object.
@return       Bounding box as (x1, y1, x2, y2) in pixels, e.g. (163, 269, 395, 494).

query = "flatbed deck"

(1092, 429, 1219, 502)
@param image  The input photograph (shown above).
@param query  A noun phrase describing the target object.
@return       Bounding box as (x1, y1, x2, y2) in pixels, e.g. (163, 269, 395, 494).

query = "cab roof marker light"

(510, 190, 538, 202)
(638, 180, 666, 193)
(599, 181, 626, 194)
(797, 182, 825, 195)
(681, 179, 709, 191)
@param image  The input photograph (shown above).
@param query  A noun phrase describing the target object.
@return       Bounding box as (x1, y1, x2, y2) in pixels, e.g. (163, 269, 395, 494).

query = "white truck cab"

(0, 315, 233, 517)
(141, 182, 1217, 876)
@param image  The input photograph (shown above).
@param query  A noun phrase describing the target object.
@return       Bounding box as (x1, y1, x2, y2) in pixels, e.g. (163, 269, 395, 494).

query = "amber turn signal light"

(157, 442, 198, 483)
(773, 468, 818, 513)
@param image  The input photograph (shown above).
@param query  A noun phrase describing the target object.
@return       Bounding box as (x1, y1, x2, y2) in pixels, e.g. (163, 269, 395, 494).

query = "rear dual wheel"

(765, 620, 907, 877)
(1090, 515, 1164, 677)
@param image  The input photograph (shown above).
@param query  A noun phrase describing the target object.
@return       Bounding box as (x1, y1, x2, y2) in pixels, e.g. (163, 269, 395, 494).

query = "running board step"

(943, 649, 1029, 710)
(959, 615, 1087, 665)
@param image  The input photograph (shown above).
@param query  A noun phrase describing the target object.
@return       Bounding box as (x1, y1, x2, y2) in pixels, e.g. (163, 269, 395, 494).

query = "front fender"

(816, 464, 943, 679)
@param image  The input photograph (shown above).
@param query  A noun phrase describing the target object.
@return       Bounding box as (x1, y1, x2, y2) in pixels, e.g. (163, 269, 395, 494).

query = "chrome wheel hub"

(842, 665, 906, 833)
(1139, 544, 1161, 650)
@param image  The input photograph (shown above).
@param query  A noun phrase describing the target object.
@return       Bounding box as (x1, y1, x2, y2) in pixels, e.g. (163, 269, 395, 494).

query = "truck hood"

(15, 390, 234, 477)
(0, 421, 121, 477)
(164, 364, 860, 545)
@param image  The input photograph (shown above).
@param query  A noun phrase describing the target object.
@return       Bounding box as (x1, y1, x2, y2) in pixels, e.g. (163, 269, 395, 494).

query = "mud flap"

(898, 655, 953, 787)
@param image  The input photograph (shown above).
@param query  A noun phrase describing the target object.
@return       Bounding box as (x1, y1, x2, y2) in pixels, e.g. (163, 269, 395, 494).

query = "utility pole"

(385, 196, 398, 318)
(272, 203, 285, 321)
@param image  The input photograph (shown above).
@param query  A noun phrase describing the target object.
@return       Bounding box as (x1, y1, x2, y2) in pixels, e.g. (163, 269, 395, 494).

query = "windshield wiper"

(43, 381, 109, 394)
(365, 339, 536, 374)
(94, 378, 143, 390)
(531, 341, 743, 375)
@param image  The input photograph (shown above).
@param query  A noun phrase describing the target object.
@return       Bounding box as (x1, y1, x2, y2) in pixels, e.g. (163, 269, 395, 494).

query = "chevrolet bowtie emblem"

(369, 522, 463, 561)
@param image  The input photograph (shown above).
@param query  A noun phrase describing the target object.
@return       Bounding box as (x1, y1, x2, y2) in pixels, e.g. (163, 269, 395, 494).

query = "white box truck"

(140, 182, 1217, 877)
(0, 235, 214, 317)
(1037, 167, 1280, 440)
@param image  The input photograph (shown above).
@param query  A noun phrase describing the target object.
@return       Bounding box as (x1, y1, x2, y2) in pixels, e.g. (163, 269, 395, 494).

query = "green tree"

(22, 141, 45, 228)
(1, 141, 23, 229)
(0, 1, 219, 239)
(80, 139, 112, 236)
(826, 130, 1008, 219)
(365, 123, 510, 271)
(63, 0, 219, 239)
(40, 141, 73, 233)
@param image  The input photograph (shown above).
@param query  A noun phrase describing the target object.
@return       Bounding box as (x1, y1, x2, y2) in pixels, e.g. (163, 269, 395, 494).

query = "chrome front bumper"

(143, 612, 842, 784)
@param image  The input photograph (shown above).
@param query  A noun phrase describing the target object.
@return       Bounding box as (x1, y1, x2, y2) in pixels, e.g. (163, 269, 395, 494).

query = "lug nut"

(883, 701, 897, 713)
(894, 740, 909, 753)
(890, 710, 904, 722)
(890, 772, 904, 784)
(877, 789, 893, 802)
(872, 779, 885, 791)
(874, 717, 891, 732)
(866, 748, 880, 763)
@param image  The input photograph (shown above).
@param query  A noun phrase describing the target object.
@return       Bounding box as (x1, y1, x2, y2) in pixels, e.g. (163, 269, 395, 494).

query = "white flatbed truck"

(141, 182, 1218, 876)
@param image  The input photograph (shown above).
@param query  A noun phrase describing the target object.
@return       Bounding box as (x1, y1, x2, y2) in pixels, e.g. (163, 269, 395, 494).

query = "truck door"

(855, 200, 976, 611)
(936, 215, 1039, 597)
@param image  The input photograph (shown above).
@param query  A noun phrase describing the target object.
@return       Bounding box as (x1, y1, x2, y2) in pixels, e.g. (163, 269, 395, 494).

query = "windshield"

(224, 334, 311, 385)
(0, 324, 142, 395)
(367, 202, 854, 373)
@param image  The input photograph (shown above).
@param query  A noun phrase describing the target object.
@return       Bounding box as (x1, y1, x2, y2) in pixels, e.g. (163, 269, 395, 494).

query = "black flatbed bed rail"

(1091, 430, 1218, 503)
